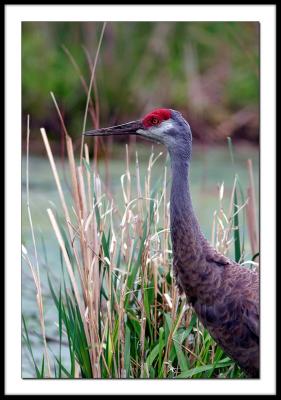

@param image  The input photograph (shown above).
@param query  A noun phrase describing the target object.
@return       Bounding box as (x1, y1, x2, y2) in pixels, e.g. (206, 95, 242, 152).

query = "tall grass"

(22, 109, 259, 378)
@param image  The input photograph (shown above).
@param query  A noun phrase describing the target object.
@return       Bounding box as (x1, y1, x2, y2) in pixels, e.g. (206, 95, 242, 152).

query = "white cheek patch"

(137, 118, 174, 135)
(151, 119, 174, 134)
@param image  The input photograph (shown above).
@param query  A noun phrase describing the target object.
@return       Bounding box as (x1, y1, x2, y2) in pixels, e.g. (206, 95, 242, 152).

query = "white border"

(5, 4, 276, 395)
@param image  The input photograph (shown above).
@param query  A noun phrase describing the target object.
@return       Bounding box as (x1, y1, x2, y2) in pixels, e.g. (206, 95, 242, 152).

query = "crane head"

(84, 108, 192, 157)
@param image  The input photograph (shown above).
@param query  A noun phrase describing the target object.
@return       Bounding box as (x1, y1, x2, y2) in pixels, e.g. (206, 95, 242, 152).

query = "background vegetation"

(22, 21, 259, 150)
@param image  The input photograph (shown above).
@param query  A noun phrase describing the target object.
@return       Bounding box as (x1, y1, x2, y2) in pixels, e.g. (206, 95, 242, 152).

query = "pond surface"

(21, 143, 259, 377)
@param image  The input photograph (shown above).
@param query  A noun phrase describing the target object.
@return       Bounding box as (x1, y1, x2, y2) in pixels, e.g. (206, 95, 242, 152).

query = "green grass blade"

(233, 188, 241, 262)
(146, 343, 160, 369)
(176, 360, 233, 378)
(124, 325, 131, 377)
(22, 315, 41, 378)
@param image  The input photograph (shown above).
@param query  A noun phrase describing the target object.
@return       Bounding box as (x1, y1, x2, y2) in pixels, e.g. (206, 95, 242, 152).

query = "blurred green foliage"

(22, 22, 259, 144)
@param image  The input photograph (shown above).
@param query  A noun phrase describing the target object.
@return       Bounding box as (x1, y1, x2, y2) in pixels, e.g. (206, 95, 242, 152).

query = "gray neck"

(170, 157, 192, 216)
(170, 154, 204, 261)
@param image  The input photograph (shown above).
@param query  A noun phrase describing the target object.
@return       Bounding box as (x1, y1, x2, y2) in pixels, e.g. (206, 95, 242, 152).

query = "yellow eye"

(151, 117, 159, 125)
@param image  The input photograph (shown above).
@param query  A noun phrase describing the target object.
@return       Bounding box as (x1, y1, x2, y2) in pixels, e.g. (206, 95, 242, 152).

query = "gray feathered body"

(169, 148, 259, 378)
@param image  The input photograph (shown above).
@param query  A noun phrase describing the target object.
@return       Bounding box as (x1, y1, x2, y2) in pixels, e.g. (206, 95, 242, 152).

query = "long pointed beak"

(83, 120, 143, 137)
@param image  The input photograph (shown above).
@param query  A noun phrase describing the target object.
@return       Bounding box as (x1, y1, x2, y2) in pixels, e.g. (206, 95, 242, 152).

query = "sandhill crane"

(84, 108, 259, 378)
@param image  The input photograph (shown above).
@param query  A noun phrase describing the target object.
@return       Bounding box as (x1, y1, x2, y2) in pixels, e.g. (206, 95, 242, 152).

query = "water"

(21, 143, 259, 377)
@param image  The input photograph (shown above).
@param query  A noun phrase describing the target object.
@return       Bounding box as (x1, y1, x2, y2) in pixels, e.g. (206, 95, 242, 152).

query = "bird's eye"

(151, 117, 160, 125)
